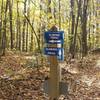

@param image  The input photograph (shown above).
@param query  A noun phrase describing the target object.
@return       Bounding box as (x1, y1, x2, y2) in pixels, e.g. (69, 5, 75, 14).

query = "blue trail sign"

(44, 47, 61, 56)
(44, 31, 64, 44)
(44, 47, 64, 61)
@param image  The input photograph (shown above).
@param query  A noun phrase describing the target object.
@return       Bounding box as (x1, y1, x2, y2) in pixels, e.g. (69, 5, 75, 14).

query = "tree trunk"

(53, 1, 57, 24)
(59, 0, 61, 30)
(0, 0, 3, 54)
(8, 0, 13, 49)
(30, 21, 34, 52)
(22, 0, 27, 51)
(16, 1, 21, 51)
(16, 1, 19, 50)
(26, 0, 30, 52)
(69, 0, 75, 58)
(2, 0, 9, 55)
(71, 0, 82, 58)
(81, 0, 89, 57)
(95, 0, 100, 47)
(47, 0, 52, 28)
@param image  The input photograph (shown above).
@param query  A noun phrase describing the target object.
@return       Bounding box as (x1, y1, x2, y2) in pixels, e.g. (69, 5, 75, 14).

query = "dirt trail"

(76, 57, 100, 88)
(60, 55, 100, 100)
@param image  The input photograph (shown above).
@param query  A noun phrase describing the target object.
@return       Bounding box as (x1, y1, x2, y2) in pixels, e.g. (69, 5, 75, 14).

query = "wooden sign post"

(49, 26, 60, 100)
(43, 26, 67, 100)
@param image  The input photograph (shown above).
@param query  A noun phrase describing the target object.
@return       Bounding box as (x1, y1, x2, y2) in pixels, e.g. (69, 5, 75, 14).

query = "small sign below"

(44, 47, 62, 56)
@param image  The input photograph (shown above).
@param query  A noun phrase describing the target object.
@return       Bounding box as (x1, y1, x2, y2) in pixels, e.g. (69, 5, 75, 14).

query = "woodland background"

(0, 0, 100, 100)
(0, 0, 100, 58)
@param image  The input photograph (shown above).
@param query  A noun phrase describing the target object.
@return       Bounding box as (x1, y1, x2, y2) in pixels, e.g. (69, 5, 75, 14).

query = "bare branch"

(23, 13, 39, 43)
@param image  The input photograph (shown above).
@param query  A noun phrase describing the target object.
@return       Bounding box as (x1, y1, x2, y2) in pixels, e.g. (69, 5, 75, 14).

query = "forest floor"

(0, 51, 100, 100)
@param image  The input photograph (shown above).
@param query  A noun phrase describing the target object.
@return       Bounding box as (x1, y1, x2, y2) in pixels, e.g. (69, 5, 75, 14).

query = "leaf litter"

(0, 51, 100, 100)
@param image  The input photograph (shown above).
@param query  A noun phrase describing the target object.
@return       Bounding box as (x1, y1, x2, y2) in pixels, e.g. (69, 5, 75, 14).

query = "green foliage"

(0, 0, 99, 54)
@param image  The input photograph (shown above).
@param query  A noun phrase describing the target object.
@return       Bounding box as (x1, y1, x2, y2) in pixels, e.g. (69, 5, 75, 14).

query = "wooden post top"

(50, 25, 58, 32)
